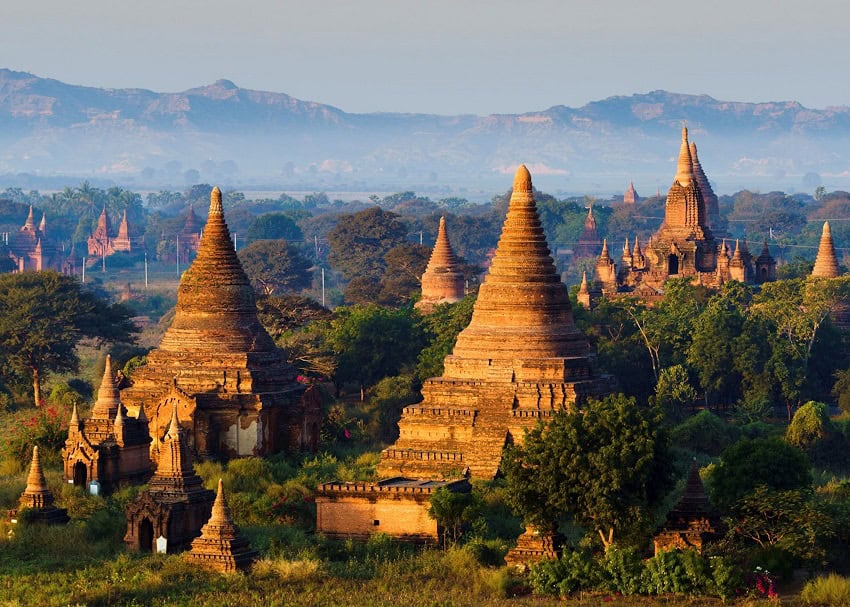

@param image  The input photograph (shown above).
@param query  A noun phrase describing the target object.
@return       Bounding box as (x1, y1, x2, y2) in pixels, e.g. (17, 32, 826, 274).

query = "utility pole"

(82, 257, 86, 283)
(321, 267, 326, 308)
(144, 251, 149, 289)
(176, 233, 180, 278)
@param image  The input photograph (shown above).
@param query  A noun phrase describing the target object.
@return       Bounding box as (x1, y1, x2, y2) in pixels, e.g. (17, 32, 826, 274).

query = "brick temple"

(654, 462, 721, 555)
(87, 207, 132, 259)
(595, 127, 774, 299)
(120, 187, 321, 458)
(13, 446, 69, 525)
(415, 216, 465, 313)
(379, 165, 615, 480)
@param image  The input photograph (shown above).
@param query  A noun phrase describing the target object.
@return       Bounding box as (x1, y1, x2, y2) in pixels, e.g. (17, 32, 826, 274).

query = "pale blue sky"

(1, 0, 847, 114)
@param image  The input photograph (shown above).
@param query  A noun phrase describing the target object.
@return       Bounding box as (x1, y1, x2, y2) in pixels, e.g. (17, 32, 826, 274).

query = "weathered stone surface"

(124, 406, 215, 553)
(504, 526, 563, 569)
(186, 479, 257, 573)
(63, 356, 152, 493)
(690, 142, 726, 236)
(14, 446, 69, 524)
(380, 166, 614, 480)
(121, 187, 320, 458)
(654, 462, 721, 555)
(813, 221, 841, 278)
(315, 477, 470, 543)
(416, 216, 465, 313)
(623, 181, 639, 204)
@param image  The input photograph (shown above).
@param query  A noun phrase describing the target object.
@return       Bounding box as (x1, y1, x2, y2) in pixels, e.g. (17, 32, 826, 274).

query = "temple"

(120, 187, 321, 458)
(13, 446, 69, 524)
(623, 181, 639, 204)
(812, 222, 840, 278)
(63, 356, 152, 492)
(379, 166, 614, 480)
(4, 206, 62, 272)
(415, 216, 465, 313)
(654, 462, 721, 554)
(87, 207, 133, 259)
(573, 205, 602, 259)
(124, 406, 215, 553)
(595, 128, 774, 300)
(177, 204, 203, 264)
(690, 141, 727, 236)
(186, 479, 257, 573)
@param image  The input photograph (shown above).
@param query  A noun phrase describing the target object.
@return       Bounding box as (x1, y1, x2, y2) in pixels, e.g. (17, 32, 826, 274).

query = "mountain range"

(1, 68, 848, 195)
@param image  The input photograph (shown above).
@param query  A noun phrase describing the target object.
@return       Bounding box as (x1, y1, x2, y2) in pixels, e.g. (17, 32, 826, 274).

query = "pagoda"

(573, 205, 602, 258)
(812, 222, 840, 278)
(6, 206, 61, 272)
(124, 406, 215, 553)
(690, 141, 726, 237)
(654, 462, 721, 554)
(178, 204, 203, 263)
(186, 479, 257, 573)
(13, 446, 69, 524)
(623, 181, 639, 204)
(62, 356, 152, 492)
(120, 187, 320, 458)
(379, 166, 614, 480)
(416, 216, 465, 313)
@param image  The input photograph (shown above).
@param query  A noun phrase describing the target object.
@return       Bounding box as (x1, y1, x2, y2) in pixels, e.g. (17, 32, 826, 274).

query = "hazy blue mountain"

(1, 69, 848, 193)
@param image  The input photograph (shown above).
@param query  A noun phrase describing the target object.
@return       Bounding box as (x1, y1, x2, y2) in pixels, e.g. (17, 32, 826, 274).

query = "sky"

(1, 0, 848, 115)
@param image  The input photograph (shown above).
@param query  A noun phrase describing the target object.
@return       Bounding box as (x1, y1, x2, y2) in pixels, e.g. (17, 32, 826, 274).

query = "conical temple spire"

(91, 355, 121, 418)
(24, 205, 35, 230)
(579, 271, 589, 294)
(674, 126, 694, 186)
(447, 165, 589, 362)
(150, 404, 200, 487)
(425, 216, 460, 272)
(20, 446, 53, 509)
(812, 221, 840, 278)
(600, 238, 610, 261)
(186, 478, 257, 572)
(69, 402, 80, 430)
(676, 460, 711, 514)
(731, 239, 743, 262)
(632, 235, 642, 258)
(39, 213, 46, 232)
(158, 186, 276, 353)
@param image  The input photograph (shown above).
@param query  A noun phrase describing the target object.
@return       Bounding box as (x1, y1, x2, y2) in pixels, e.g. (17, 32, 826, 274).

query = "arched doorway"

(668, 254, 679, 275)
(139, 518, 154, 552)
(73, 462, 87, 487)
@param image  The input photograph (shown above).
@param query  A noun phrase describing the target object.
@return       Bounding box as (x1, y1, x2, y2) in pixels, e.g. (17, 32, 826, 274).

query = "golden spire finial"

(674, 126, 694, 186)
(513, 165, 532, 193)
(210, 186, 223, 215)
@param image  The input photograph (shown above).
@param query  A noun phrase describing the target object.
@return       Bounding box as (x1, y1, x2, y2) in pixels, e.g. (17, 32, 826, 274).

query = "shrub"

(801, 573, 850, 606)
(528, 550, 598, 596)
(463, 537, 509, 567)
(600, 546, 643, 595)
(642, 549, 711, 595)
(786, 400, 847, 467)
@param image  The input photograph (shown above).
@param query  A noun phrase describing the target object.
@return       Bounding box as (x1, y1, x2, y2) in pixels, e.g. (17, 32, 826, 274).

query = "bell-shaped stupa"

(812, 221, 841, 278)
(121, 187, 320, 458)
(186, 479, 257, 572)
(380, 166, 614, 479)
(416, 216, 465, 313)
(16, 446, 69, 524)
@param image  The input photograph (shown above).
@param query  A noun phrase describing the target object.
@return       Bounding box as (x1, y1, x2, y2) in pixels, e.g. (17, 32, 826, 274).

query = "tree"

(416, 295, 476, 379)
(237, 240, 312, 295)
(255, 294, 331, 340)
(428, 487, 481, 548)
(327, 207, 408, 281)
(654, 365, 697, 422)
(245, 212, 303, 244)
(0, 271, 136, 406)
(377, 243, 431, 306)
(707, 438, 811, 511)
(326, 305, 426, 400)
(501, 394, 673, 549)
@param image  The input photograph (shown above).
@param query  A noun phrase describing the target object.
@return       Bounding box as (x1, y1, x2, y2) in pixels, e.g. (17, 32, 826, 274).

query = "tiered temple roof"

(812, 222, 841, 278)
(186, 479, 257, 572)
(379, 166, 614, 479)
(624, 181, 639, 204)
(654, 462, 721, 554)
(120, 187, 318, 458)
(690, 141, 725, 236)
(416, 216, 465, 312)
(574, 205, 602, 258)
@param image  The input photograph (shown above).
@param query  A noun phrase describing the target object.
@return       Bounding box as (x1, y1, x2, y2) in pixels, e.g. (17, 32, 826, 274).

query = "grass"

(800, 574, 850, 606)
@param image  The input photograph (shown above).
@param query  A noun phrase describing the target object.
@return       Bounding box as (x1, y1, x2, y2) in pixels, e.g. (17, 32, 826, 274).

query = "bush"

(671, 410, 740, 456)
(600, 546, 643, 595)
(642, 549, 712, 595)
(529, 550, 598, 596)
(801, 573, 850, 606)
(786, 400, 847, 467)
(463, 537, 509, 567)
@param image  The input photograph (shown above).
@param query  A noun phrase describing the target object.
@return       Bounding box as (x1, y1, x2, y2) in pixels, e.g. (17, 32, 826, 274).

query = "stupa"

(124, 405, 215, 553)
(416, 216, 465, 313)
(654, 462, 721, 554)
(186, 479, 257, 573)
(690, 141, 726, 236)
(573, 205, 602, 258)
(62, 356, 152, 492)
(623, 181, 639, 204)
(13, 446, 69, 524)
(120, 187, 320, 458)
(812, 222, 840, 278)
(379, 166, 614, 480)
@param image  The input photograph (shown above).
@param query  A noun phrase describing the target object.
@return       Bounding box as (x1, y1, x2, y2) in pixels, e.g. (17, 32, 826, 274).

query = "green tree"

(326, 305, 426, 400)
(327, 207, 408, 281)
(416, 295, 476, 379)
(245, 212, 303, 244)
(428, 487, 481, 548)
(255, 294, 330, 340)
(707, 438, 811, 511)
(502, 394, 673, 549)
(378, 243, 431, 307)
(654, 364, 697, 422)
(237, 240, 312, 295)
(0, 271, 136, 406)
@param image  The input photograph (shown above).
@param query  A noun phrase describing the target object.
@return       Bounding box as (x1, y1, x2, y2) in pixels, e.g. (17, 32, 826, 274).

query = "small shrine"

(654, 462, 721, 555)
(62, 355, 151, 493)
(416, 216, 465, 313)
(12, 446, 69, 525)
(186, 479, 257, 573)
(124, 406, 215, 553)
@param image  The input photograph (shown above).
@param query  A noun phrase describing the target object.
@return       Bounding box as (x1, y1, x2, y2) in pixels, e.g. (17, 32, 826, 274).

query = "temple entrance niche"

(73, 462, 87, 487)
(139, 518, 154, 552)
(668, 254, 679, 275)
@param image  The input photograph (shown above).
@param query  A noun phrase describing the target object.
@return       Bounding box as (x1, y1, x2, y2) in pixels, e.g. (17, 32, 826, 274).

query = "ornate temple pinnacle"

(674, 126, 694, 186)
(209, 186, 223, 215)
(812, 221, 840, 278)
(513, 164, 532, 193)
(25, 446, 48, 495)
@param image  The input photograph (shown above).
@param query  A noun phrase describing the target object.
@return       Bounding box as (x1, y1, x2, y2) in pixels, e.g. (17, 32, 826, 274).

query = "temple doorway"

(73, 462, 87, 487)
(139, 518, 154, 552)
(668, 254, 679, 275)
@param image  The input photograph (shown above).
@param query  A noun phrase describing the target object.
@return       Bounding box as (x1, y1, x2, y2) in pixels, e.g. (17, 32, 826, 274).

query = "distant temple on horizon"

(416, 216, 465, 313)
(87, 207, 133, 260)
(3, 206, 63, 272)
